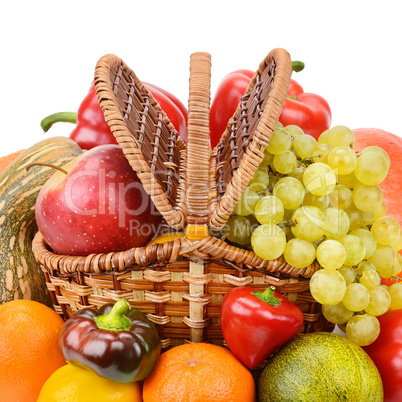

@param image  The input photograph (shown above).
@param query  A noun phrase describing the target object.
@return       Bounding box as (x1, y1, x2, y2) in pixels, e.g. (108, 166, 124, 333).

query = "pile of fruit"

(0, 53, 402, 401)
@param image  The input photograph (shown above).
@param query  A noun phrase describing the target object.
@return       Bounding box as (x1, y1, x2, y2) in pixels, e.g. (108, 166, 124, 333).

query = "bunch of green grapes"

(221, 122, 402, 347)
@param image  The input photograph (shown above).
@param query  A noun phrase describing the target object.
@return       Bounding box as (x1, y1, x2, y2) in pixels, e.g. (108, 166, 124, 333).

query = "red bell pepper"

(280, 81, 332, 141)
(41, 82, 188, 149)
(220, 285, 304, 369)
(209, 62, 331, 148)
(363, 310, 402, 402)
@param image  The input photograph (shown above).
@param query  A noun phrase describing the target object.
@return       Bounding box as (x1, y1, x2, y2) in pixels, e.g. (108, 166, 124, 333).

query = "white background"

(0, 0, 401, 157)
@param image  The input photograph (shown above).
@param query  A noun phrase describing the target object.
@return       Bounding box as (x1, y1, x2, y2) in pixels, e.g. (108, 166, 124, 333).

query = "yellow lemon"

(38, 362, 142, 401)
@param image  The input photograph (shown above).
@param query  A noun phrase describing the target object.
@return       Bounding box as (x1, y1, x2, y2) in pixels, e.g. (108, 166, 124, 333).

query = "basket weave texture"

(32, 49, 333, 349)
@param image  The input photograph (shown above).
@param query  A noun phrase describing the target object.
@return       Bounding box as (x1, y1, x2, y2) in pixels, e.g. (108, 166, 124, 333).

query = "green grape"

(322, 207, 350, 240)
(292, 134, 318, 159)
(222, 215, 258, 246)
(273, 150, 297, 174)
(327, 146, 357, 175)
(360, 145, 390, 169)
(360, 209, 376, 227)
(370, 216, 400, 246)
(251, 223, 286, 260)
(328, 184, 352, 210)
(312, 143, 333, 164)
(266, 127, 292, 155)
(322, 302, 354, 325)
(393, 251, 402, 275)
(374, 202, 387, 221)
(344, 205, 368, 232)
(267, 173, 280, 193)
(249, 167, 269, 192)
(310, 269, 346, 305)
(291, 206, 326, 242)
(303, 162, 336, 197)
(285, 124, 304, 138)
(367, 244, 396, 278)
(233, 186, 260, 216)
(346, 314, 380, 346)
(338, 234, 366, 266)
(303, 192, 329, 210)
(326, 125, 355, 148)
(338, 266, 356, 285)
(364, 286, 391, 316)
(392, 230, 402, 251)
(259, 148, 275, 167)
(283, 238, 316, 268)
(388, 283, 402, 310)
(354, 152, 389, 186)
(359, 268, 381, 290)
(352, 184, 383, 212)
(316, 239, 346, 270)
(349, 228, 377, 259)
(273, 177, 304, 210)
(336, 170, 360, 189)
(342, 283, 370, 311)
(288, 165, 305, 182)
(317, 129, 330, 144)
(254, 195, 284, 225)
(355, 261, 376, 275)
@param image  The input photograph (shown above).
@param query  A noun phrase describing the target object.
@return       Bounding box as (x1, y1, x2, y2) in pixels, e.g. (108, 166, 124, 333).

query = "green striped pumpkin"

(259, 332, 383, 401)
(0, 136, 82, 306)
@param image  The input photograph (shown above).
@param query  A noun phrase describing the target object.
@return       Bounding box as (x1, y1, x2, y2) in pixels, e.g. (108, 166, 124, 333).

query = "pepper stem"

(40, 112, 77, 132)
(292, 61, 305, 73)
(94, 299, 132, 331)
(251, 286, 281, 306)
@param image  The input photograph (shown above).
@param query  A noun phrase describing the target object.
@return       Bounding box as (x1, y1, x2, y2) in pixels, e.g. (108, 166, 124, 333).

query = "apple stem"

(25, 162, 68, 175)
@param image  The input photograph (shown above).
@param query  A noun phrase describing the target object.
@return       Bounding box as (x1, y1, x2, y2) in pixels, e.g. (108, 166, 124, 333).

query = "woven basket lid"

(94, 49, 292, 234)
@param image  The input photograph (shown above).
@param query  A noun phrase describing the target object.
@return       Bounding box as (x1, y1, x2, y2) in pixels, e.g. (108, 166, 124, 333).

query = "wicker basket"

(32, 49, 333, 350)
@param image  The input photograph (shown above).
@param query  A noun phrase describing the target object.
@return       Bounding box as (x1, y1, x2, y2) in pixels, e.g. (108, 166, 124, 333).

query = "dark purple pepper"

(59, 298, 161, 383)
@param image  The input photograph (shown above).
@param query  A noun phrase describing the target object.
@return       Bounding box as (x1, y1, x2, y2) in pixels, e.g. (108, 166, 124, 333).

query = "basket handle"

(185, 52, 212, 240)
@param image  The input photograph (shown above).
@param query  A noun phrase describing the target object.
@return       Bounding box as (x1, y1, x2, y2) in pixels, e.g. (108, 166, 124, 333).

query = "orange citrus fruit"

(142, 342, 256, 401)
(0, 299, 66, 401)
(38, 362, 143, 401)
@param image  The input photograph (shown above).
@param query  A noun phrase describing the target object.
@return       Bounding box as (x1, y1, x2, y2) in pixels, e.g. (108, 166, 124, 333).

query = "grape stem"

(251, 286, 281, 306)
(278, 220, 297, 228)
(299, 156, 316, 166)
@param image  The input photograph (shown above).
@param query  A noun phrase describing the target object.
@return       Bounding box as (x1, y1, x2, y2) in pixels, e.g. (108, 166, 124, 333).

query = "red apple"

(35, 144, 162, 256)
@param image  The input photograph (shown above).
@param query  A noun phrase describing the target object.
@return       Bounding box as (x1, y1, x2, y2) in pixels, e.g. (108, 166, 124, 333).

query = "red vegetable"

(363, 310, 402, 402)
(41, 82, 188, 149)
(210, 69, 254, 149)
(209, 63, 331, 148)
(220, 286, 304, 369)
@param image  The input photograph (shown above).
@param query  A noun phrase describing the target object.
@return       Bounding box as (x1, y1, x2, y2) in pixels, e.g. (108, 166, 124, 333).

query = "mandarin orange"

(0, 299, 66, 401)
(142, 342, 256, 401)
